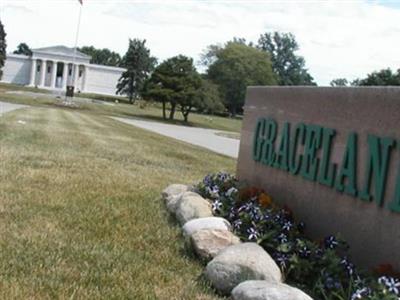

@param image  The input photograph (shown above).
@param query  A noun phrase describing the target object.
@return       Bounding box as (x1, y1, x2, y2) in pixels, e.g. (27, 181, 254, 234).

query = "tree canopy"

(116, 39, 157, 104)
(195, 79, 225, 115)
(13, 42, 32, 56)
(205, 41, 276, 115)
(258, 32, 315, 86)
(352, 68, 400, 86)
(78, 46, 121, 67)
(330, 78, 349, 87)
(330, 69, 400, 86)
(143, 55, 202, 122)
(0, 20, 6, 80)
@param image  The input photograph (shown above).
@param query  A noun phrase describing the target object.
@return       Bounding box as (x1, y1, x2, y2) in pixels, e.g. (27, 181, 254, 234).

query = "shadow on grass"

(117, 112, 199, 128)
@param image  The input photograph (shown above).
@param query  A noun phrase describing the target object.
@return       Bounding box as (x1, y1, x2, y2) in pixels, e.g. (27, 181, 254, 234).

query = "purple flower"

(203, 175, 212, 186)
(238, 202, 252, 213)
(341, 257, 355, 276)
(247, 227, 259, 241)
(324, 276, 341, 290)
(351, 287, 371, 300)
(298, 246, 311, 258)
(379, 276, 400, 295)
(274, 213, 282, 223)
(211, 185, 219, 194)
(282, 221, 293, 231)
(233, 219, 242, 230)
(217, 172, 229, 182)
(228, 207, 237, 220)
(212, 200, 222, 213)
(274, 252, 290, 269)
(225, 187, 238, 198)
(324, 235, 339, 249)
(262, 211, 272, 221)
(249, 207, 261, 221)
(276, 233, 288, 244)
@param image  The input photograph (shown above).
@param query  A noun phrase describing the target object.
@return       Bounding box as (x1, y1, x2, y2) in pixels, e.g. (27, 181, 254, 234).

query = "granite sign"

(237, 87, 400, 269)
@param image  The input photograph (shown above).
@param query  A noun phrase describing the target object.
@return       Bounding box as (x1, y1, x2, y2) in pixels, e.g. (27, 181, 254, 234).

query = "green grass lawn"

(0, 106, 235, 299)
(0, 83, 243, 133)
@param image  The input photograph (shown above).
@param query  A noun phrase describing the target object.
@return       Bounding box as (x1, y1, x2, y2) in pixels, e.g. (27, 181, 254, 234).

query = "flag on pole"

(78, 0, 83, 4)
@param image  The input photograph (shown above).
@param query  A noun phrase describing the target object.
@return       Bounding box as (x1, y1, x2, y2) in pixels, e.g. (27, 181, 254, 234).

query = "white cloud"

(1, 0, 400, 85)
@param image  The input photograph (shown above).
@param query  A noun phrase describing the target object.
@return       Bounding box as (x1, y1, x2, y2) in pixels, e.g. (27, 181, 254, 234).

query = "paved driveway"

(112, 117, 240, 158)
(0, 101, 28, 116)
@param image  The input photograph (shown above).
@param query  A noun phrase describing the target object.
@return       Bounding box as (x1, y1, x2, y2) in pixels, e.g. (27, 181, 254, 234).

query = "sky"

(1, 0, 400, 85)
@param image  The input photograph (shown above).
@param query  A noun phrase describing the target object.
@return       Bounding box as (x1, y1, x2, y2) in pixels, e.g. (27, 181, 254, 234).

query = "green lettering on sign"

(273, 122, 290, 171)
(335, 132, 358, 197)
(250, 117, 400, 213)
(358, 135, 395, 206)
(261, 118, 277, 166)
(252, 118, 266, 162)
(317, 127, 337, 187)
(300, 124, 323, 181)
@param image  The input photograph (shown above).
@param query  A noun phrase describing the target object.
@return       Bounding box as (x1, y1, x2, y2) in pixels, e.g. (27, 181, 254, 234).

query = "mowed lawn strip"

(0, 83, 243, 133)
(0, 107, 235, 299)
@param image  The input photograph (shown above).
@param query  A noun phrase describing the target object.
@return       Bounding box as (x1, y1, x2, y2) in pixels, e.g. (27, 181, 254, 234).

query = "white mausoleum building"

(1, 45, 126, 95)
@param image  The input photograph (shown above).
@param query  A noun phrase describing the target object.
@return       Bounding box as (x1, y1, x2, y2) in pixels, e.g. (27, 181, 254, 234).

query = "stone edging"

(162, 184, 314, 300)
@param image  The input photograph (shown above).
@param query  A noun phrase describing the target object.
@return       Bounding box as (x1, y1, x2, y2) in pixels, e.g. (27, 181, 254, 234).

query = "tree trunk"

(230, 104, 236, 117)
(181, 105, 192, 122)
(129, 77, 135, 104)
(169, 103, 176, 120)
(162, 101, 166, 119)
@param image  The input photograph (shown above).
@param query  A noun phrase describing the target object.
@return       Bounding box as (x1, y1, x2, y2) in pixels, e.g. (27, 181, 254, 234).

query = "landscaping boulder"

(162, 184, 191, 213)
(175, 192, 212, 224)
(182, 217, 231, 237)
(231, 280, 313, 300)
(205, 243, 282, 295)
(162, 184, 190, 200)
(190, 229, 241, 259)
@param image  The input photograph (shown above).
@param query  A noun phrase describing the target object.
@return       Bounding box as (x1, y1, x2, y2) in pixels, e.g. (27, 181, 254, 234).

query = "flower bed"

(195, 172, 400, 300)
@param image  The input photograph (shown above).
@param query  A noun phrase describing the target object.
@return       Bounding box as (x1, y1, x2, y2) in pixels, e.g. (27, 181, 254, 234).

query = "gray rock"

(232, 280, 313, 300)
(165, 193, 182, 213)
(175, 192, 212, 224)
(190, 229, 241, 259)
(205, 243, 282, 295)
(162, 184, 189, 201)
(166, 191, 198, 214)
(182, 217, 231, 237)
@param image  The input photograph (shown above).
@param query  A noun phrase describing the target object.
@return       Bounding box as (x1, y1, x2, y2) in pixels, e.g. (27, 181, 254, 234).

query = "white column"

(81, 65, 88, 92)
(50, 61, 58, 88)
(62, 62, 69, 89)
(39, 60, 47, 87)
(29, 59, 37, 86)
(73, 64, 79, 89)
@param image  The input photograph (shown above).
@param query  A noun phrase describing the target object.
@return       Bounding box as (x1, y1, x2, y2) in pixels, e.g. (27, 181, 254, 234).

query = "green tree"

(78, 46, 121, 66)
(195, 79, 225, 115)
(330, 78, 348, 86)
(258, 32, 315, 86)
(116, 39, 157, 104)
(13, 42, 32, 56)
(206, 41, 276, 115)
(143, 55, 202, 122)
(0, 20, 6, 80)
(352, 68, 400, 86)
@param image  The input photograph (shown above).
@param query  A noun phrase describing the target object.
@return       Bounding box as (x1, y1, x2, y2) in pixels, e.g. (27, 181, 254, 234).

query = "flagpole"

(72, 3, 82, 67)
(68, 1, 82, 101)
